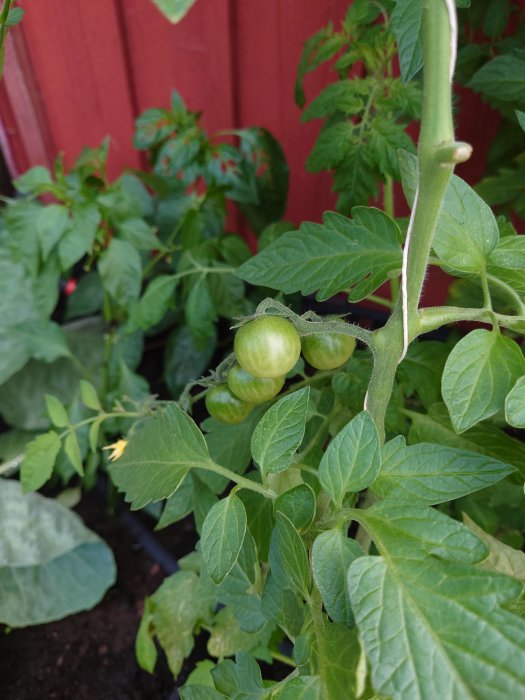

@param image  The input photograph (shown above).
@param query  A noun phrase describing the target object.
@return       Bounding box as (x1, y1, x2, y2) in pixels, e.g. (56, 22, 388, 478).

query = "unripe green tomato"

(227, 363, 285, 404)
(205, 384, 254, 424)
(234, 316, 301, 379)
(301, 326, 356, 370)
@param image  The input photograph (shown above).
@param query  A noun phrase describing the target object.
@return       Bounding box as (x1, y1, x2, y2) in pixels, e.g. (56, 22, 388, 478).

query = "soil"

(0, 491, 198, 700)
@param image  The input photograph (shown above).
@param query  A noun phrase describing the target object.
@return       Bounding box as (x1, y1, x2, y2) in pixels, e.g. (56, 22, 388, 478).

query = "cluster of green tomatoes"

(205, 315, 356, 424)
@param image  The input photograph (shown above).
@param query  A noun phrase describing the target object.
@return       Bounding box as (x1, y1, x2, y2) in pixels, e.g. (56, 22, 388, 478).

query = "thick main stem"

(364, 0, 469, 440)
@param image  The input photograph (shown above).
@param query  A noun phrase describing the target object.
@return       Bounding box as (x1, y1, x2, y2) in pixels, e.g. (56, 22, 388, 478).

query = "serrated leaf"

(505, 375, 525, 428)
(319, 411, 380, 506)
(407, 403, 525, 479)
(180, 687, 224, 700)
(463, 513, 525, 583)
(201, 495, 247, 584)
(273, 676, 321, 699)
(357, 500, 487, 564)
(348, 554, 525, 700)
(237, 207, 402, 302)
(0, 481, 115, 626)
(20, 431, 61, 492)
(391, 0, 423, 83)
(251, 387, 309, 476)
(134, 108, 174, 149)
(45, 394, 69, 428)
(312, 529, 363, 626)
(156, 474, 194, 529)
(468, 55, 525, 106)
(442, 330, 525, 432)
(302, 79, 369, 122)
(372, 436, 514, 505)
(306, 122, 354, 172)
(13, 166, 53, 195)
(109, 403, 210, 509)
(211, 651, 265, 698)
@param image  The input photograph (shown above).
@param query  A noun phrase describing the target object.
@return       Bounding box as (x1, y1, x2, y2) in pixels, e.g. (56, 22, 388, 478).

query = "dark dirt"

(0, 491, 199, 700)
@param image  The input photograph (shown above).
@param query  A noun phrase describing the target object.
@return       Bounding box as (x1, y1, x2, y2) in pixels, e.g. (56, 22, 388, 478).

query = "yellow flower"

(102, 439, 128, 462)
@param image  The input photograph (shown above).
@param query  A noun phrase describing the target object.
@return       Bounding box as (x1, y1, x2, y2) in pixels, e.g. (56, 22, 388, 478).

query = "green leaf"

(237, 207, 402, 302)
(468, 55, 525, 106)
(433, 174, 500, 274)
(319, 411, 380, 506)
(145, 569, 215, 678)
(165, 324, 217, 398)
(302, 79, 369, 122)
(128, 275, 177, 331)
(407, 403, 525, 479)
(20, 431, 61, 492)
(65, 272, 104, 321)
(274, 484, 316, 534)
(5, 8, 24, 26)
(15, 320, 72, 363)
(109, 403, 210, 509)
(156, 475, 194, 529)
(372, 436, 514, 505)
(180, 687, 224, 700)
(307, 122, 354, 172)
(261, 572, 304, 638)
(64, 430, 84, 476)
(185, 276, 217, 349)
(45, 394, 69, 427)
(316, 623, 361, 700)
(58, 204, 101, 270)
(215, 530, 266, 633)
(201, 494, 247, 584)
(0, 481, 115, 626)
(80, 380, 102, 411)
(442, 330, 525, 432)
(391, 0, 423, 83)
(312, 529, 363, 626)
(357, 500, 487, 563)
(397, 340, 450, 409)
(134, 108, 174, 149)
(273, 676, 321, 699)
(348, 554, 525, 699)
(149, 0, 197, 24)
(98, 238, 142, 308)
(37, 205, 70, 259)
(13, 166, 53, 195)
(505, 375, 525, 428)
(517, 110, 525, 133)
(207, 607, 271, 658)
(251, 387, 310, 476)
(118, 218, 160, 249)
(211, 652, 265, 699)
(136, 597, 157, 673)
(463, 513, 525, 584)
(275, 513, 311, 596)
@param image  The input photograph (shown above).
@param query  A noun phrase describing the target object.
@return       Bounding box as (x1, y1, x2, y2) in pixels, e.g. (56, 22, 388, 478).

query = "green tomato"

(205, 384, 254, 424)
(227, 363, 284, 404)
(301, 325, 356, 370)
(234, 316, 301, 379)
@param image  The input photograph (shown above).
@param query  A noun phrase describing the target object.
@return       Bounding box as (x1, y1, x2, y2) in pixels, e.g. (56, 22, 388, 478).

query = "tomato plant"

(226, 364, 284, 404)
(205, 384, 254, 424)
(301, 323, 356, 370)
(234, 315, 301, 379)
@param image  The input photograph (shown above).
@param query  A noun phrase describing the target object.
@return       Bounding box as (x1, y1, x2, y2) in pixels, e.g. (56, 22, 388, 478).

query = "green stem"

(0, 0, 13, 55)
(198, 460, 276, 500)
(364, 0, 470, 440)
(418, 305, 524, 334)
(365, 293, 395, 310)
(271, 650, 297, 668)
